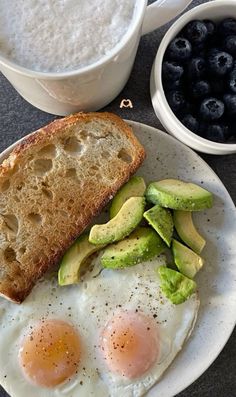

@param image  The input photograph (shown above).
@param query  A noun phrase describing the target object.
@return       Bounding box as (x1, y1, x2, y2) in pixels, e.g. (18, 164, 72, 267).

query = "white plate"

(0, 120, 236, 397)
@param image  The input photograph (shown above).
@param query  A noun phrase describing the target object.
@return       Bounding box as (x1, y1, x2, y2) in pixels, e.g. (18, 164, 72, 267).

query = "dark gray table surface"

(0, 1, 235, 396)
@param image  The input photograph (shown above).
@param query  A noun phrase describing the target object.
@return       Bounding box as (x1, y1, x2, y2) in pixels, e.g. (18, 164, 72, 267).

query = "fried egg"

(0, 254, 199, 397)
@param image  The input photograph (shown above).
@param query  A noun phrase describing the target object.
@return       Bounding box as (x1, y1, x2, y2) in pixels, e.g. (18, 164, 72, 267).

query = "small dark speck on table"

(0, 1, 235, 397)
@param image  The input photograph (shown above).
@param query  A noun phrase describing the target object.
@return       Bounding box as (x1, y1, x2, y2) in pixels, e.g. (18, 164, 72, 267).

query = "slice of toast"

(0, 112, 145, 303)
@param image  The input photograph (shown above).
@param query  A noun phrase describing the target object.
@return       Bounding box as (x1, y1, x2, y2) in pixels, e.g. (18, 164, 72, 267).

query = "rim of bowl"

(0, 1, 146, 79)
(154, 0, 236, 152)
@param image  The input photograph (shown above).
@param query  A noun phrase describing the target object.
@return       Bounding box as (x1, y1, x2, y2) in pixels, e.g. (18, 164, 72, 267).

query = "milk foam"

(0, 0, 136, 72)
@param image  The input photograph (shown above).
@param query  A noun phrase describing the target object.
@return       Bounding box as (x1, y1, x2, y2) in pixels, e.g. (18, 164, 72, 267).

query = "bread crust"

(0, 112, 145, 303)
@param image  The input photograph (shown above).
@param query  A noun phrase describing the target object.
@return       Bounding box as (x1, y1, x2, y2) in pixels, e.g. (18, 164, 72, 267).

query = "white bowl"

(150, 0, 236, 155)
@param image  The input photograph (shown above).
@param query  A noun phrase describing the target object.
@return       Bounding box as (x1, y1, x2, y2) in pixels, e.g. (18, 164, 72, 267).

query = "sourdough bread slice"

(0, 112, 145, 303)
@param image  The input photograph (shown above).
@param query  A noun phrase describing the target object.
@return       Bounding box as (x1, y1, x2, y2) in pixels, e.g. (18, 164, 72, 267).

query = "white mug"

(0, 0, 192, 115)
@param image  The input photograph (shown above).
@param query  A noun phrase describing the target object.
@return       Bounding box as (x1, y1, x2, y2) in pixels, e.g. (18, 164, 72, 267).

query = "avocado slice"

(172, 239, 204, 279)
(101, 227, 165, 268)
(146, 179, 213, 211)
(89, 197, 146, 245)
(173, 210, 206, 254)
(58, 234, 104, 286)
(158, 265, 197, 304)
(143, 204, 174, 247)
(110, 176, 146, 218)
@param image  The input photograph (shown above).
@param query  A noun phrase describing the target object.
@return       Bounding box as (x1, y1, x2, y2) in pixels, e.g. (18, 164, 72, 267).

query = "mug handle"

(142, 0, 192, 35)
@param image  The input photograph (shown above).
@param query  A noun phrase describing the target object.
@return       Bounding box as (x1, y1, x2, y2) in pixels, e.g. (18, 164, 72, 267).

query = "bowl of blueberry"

(151, 0, 236, 154)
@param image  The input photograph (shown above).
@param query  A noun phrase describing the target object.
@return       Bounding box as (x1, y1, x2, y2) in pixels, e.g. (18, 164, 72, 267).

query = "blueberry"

(200, 98, 225, 120)
(205, 124, 229, 143)
(188, 57, 206, 79)
(223, 35, 236, 57)
(218, 18, 236, 36)
(208, 47, 221, 57)
(208, 50, 233, 75)
(167, 90, 186, 112)
(166, 37, 192, 61)
(162, 61, 184, 81)
(184, 20, 208, 44)
(191, 80, 211, 99)
(228, 69, 236, 93)
(181, 114, 199, 133)
(223, 93, 236, 117)
(203, 19, 216, 37)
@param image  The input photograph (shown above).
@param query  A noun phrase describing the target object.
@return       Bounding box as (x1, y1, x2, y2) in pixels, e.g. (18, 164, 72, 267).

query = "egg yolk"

(19, 319, 81, 388)
(100, 311, 159, 378)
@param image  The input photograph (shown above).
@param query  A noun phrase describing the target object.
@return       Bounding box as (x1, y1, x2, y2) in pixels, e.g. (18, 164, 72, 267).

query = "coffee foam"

(0, 0, 136, 73)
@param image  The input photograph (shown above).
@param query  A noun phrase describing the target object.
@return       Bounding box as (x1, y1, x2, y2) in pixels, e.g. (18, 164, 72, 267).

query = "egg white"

(0, 253, 199, 397)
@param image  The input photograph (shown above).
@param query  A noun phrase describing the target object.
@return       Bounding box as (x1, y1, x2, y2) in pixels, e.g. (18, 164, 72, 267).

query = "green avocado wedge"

(89, 197, 146, 245)
(173, 210, 206, 254)
(158, 265, 197, 304)
(58, 234, 105, 286)
(144, 204, 174, 247)
(172, 239, 204, 279)
(146, 179, 213, 211)
(101, 227, 165, 269)
(110, 176, 146, 218)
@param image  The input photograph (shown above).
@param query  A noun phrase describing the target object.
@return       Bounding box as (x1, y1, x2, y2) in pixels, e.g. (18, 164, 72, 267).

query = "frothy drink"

(0, 0, 136, 73)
